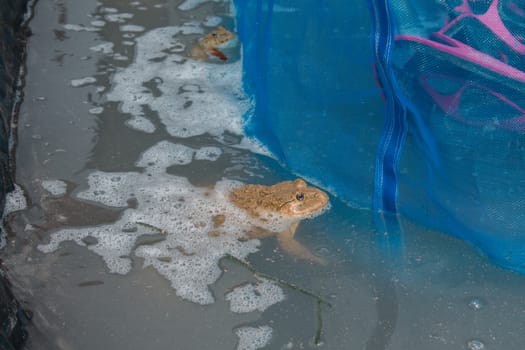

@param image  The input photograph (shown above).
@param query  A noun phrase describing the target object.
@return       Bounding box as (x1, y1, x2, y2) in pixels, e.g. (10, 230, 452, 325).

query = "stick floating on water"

(224, 254, 331, 346)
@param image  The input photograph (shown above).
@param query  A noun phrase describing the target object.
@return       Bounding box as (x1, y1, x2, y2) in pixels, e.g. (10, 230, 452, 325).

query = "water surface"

(4, 0, 525, 349)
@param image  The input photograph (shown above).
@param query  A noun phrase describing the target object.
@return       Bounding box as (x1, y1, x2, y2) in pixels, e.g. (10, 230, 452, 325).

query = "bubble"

(467, 339, 485, 350)
(467, 298, 484, 311)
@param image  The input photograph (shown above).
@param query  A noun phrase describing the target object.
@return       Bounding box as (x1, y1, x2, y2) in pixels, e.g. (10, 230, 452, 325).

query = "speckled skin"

(191, 26, 234, 61)
(228, 179, 329, 263)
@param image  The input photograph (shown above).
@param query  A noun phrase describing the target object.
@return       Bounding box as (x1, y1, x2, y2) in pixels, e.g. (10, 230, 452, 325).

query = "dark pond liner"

(0, 0, 33, 349)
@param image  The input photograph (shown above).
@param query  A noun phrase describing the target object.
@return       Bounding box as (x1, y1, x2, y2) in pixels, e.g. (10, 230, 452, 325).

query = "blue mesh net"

(233, 0, 525, 272)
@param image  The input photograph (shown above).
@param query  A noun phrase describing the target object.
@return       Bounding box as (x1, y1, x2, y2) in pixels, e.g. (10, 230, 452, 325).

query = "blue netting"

(234, 0, 384, 208)
(233, 0, 525, 272)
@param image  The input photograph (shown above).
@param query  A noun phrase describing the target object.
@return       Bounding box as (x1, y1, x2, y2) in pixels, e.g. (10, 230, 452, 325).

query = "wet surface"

(3, 0, 525, 349)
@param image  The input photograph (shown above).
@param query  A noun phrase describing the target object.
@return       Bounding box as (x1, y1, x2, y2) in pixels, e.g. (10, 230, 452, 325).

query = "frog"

(190, 26, 235, 61)
(226, 179, 329, 263)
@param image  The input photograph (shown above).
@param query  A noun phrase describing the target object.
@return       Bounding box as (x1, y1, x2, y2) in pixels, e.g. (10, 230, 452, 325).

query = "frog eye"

(295, 192, 305, 201)
(212, 32, 218, 37)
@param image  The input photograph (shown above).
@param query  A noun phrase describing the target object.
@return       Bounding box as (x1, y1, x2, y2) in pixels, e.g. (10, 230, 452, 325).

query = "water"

(3, 0, 525, 349)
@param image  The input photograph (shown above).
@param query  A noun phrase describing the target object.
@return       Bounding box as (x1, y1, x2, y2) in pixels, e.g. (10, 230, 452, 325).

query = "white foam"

(37, 141, 296, 305)
(89, 106, 104, 115)
(1, 184, 28, 249)
(105, 13, 134, 23)
(120, 25, 145, 32)
(41, 180, 67, 196)
(125, 116, 156, 133)
(178, 0, 223, 11)
(4, 184, 27, 216)
(203, 16, 222, 27)
(237, 136, 273, 158)
(75, 171, 138, 208)
(100, 7, 118, 13)
(106, 25, 250, 138)
(90, 20, 106, 27)
(195, 147, 222, 161)
(112, 53, 129, 61)
(235, 326, 273, 350)
(90, 42, 114, 54)
(135, 141, 194, 173)
(226, 278, 285, 313)
(70, 77, 97, 87)
(63, 24, 100, 32)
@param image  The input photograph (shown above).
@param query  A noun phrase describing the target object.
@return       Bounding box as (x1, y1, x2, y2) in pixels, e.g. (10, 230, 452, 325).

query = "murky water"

(3, 0, 525, 349)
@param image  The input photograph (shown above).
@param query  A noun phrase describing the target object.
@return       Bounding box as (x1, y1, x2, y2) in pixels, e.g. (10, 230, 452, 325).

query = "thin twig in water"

(225, 254, 332, 307)
(225, 254, 331, 346)
(314, 300, 324, 346)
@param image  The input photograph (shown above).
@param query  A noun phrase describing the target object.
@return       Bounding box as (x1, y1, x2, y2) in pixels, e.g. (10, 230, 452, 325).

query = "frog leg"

(190, 45, 207, 60)
(208, 48, 228, 61)
(276, 223, 325, 264)
(240, 226, 274, 241)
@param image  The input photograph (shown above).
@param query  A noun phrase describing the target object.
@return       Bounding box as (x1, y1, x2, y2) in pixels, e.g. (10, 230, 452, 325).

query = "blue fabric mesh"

(233, 0, 525, 272)
(234, 0, 384, 208)
(392, 0, 525, 270)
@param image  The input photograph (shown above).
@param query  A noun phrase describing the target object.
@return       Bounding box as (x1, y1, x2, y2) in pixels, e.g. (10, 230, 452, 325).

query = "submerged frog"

(227, 179, 329, 263)
(191, 26, 235, 61)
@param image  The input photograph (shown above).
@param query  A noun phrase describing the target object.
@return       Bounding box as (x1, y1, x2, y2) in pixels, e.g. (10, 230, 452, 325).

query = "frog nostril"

(296, 192, 305, 201)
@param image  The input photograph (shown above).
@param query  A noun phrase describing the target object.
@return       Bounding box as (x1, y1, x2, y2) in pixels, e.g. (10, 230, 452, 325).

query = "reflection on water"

(4, 0, 525, 349)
